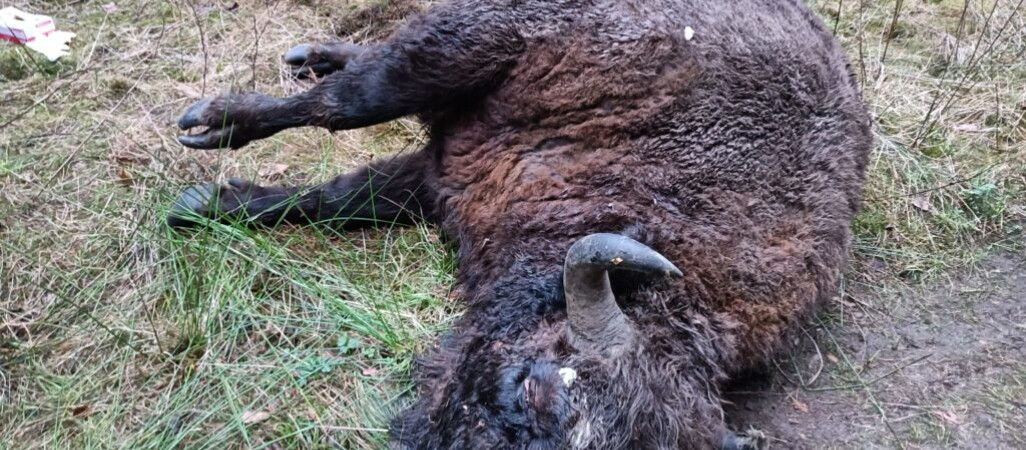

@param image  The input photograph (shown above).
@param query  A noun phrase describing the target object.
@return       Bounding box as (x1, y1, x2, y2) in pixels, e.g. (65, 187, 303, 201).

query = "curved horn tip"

(566, 233, 683, 278)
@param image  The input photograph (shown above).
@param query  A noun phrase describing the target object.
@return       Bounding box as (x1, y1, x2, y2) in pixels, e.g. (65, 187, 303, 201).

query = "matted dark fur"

(171, 0, 873, 448)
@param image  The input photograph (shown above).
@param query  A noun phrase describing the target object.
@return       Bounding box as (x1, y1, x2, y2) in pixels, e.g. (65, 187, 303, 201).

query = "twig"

(79, 5, 111, 69)
(817, 316, 906, 449)
(914, 0, 1025, 148)
(772, 358, 800, 388)
(856, 0, 867, 87)
(801, 326, 825, 386)
(807, 353, 933, 392)
(833, 0, 844, 35)
(321, 425, 389, 433)
(187, 0, 211, 96)
(878, 0, 904, 74)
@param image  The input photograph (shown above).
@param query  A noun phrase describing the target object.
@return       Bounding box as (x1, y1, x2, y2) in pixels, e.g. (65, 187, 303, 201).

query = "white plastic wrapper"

(1, 7, 76, 61)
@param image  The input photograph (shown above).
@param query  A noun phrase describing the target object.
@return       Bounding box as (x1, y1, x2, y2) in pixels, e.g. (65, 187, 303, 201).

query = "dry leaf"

(71, 405, 91, 417)
(116, 167, 133, 187)
(953, 123, 979, 132)
(259, 163, 289, 179)
(241, 410, 271, 424)
(791, 398, 809, 414)
(362, 367, 380, 377)
(933, 409, 960, 425)
(826, 353, 839, 364)
(911, 195, 935, 214)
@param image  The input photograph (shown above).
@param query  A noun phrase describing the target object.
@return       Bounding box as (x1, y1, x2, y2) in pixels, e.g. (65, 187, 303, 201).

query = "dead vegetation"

(0, 0, 1023, 448)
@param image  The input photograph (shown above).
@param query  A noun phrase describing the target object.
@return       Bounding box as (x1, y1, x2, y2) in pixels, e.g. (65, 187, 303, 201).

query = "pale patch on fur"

(569, 391, 593, 449)
(570, 417, 593, 449)
(559, 367, 577, 387)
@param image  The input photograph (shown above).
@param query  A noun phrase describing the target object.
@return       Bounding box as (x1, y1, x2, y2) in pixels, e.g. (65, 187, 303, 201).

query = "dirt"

(726, 247, 1026, 449)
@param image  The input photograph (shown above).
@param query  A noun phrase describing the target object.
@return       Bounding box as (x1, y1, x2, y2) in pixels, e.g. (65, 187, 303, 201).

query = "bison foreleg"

(168, 150, 438, 229)
(176, 2, 523, 150)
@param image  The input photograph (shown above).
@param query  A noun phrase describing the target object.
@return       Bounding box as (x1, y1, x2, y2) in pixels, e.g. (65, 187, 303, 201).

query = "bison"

(169, 0, 872, 448)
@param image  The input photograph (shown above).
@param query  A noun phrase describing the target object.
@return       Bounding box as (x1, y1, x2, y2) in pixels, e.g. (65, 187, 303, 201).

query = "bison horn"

(563, 233, 683, 358)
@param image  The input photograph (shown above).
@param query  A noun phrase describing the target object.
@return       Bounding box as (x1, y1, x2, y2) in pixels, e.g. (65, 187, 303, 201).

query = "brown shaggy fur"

(171, 0, 873, 448)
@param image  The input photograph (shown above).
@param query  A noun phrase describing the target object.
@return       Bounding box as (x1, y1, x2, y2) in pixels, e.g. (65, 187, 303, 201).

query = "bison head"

(396, 234, 753, 449)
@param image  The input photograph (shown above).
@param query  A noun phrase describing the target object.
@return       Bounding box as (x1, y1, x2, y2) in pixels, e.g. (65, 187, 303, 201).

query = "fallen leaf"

(953, 123, 979, 132)
(362, 367, 380, 377)
(117, 167, 133, 187)
(933, 409, 960, 425)
(791, 398, 809, 414)
(113, 154, 151, 165)
(259, 163, 289, 179)
(911, 195, 935, 214)
(241, 410, 271, 425)
(71, 405, 91, 417)
(826, 353, 839, 364)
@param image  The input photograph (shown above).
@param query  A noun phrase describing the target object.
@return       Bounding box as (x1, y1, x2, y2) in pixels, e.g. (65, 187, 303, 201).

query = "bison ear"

(563, 233, 682, 359)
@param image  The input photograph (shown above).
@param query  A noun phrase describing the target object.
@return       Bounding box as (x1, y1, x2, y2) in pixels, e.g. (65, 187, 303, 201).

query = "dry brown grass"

(0, 0, 1023, 448)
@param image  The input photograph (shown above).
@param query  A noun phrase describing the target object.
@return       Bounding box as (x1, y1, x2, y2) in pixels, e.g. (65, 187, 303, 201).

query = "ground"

(0, 0, 1023, 449)
(727, 248, 1026, 449)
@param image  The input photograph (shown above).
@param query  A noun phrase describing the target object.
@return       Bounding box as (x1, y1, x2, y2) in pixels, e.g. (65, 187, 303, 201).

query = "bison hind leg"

(167, 178, 302, 228)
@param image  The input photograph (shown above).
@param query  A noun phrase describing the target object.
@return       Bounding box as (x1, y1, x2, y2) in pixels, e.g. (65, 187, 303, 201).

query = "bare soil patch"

(727, 242, 1026, 449)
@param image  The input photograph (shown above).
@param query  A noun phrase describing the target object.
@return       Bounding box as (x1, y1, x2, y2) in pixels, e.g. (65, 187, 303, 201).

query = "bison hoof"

(284, 42, 367, 79)
(178, 93, 281, 149)
(723, 428, 768, 450)
(168, 183, 219, 228)
(167, 179, 264, 228)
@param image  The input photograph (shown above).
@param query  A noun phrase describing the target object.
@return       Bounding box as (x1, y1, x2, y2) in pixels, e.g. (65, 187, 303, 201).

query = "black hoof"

(283, 44, 313, 65)
(284, 42, 366, 79)
(176, 97, 244, 150)
(722, 429, 768, 450)
(167, 183, 218, 228)
(177, 98, 213, 130)
(176, 93, 281, 150)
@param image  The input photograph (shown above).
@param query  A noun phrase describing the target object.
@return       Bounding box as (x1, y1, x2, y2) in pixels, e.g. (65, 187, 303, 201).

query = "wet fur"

(174, 0, 873, 448)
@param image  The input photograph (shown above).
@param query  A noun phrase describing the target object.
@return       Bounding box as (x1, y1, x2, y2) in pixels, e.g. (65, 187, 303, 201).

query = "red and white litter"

(1, 7, 76, 61)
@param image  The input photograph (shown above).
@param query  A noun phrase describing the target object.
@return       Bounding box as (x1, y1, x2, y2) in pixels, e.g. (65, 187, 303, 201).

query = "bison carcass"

(170, 0, 872, 448)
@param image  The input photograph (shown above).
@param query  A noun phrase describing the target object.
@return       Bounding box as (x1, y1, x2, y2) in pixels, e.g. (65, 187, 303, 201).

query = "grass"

(1, 0, 1024, 448)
